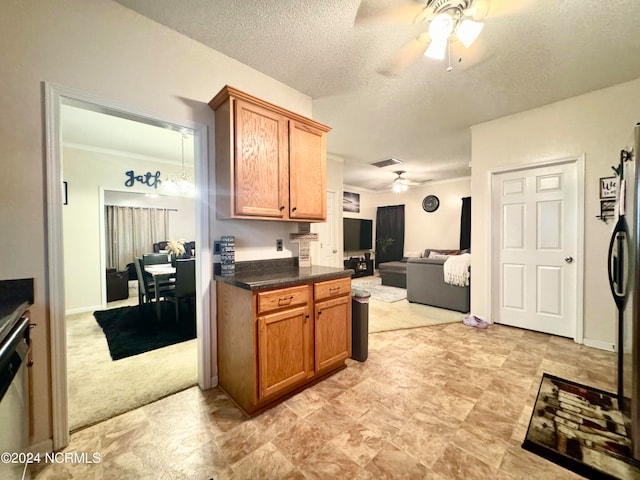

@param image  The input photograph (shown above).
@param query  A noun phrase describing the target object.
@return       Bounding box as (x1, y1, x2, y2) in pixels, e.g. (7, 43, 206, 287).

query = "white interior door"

(492, 162, 578, 337)
(313, 190, 339, 267)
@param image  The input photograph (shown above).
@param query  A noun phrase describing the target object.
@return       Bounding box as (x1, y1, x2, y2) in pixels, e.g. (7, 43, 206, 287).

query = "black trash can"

(351, 289, 370, 362)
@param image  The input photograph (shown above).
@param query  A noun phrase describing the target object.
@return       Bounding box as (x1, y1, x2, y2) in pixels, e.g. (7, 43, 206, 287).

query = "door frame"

(44, 82, 212, 449)
(487, 155, 585, 342)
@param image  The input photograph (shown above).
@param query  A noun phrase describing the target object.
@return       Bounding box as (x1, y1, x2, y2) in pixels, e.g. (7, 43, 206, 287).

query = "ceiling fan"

(355, 0, 492, 76)
(389, 170, 421, 192)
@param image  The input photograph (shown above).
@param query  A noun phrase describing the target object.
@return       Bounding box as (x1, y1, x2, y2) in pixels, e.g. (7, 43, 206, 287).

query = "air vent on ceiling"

(370, 158, 403, 168)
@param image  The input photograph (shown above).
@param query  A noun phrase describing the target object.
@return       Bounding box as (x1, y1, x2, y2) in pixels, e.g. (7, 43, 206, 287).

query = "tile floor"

(32, 321, 616, 479)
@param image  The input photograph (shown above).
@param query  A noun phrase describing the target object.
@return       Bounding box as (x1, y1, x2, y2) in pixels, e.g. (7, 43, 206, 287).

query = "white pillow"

(428, 252, 450, 259)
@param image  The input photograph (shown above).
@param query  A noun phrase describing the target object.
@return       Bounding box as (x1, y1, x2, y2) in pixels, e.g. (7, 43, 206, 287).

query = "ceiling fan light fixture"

(428, 13, 454, 41)
(425, 39, 448, 59)
(456, 19, 484, 48)
(424, 12, 455, 60)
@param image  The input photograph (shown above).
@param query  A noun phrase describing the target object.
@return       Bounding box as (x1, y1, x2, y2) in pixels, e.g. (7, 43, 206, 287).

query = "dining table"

(143, 263, 176, 319)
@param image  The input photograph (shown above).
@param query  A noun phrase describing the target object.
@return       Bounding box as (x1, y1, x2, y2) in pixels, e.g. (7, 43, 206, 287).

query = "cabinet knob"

(291, 207, 297, 212)
(279, 205, 285, 211)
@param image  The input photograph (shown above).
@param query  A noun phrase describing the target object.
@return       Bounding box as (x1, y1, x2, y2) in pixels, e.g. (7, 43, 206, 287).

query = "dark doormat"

(93, 302, 196, 361)
(523, 373, 640, 479)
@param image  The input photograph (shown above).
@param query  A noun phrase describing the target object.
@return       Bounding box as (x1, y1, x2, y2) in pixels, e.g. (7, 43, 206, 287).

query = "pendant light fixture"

(164, 133, 195, 195)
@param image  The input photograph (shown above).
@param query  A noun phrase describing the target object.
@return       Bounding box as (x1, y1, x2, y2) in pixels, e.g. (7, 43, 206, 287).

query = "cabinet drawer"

(257, 285, 309, 314)
(314, 277, 351, 301)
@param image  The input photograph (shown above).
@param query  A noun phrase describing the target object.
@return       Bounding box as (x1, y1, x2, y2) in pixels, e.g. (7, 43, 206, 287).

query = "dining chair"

(143, 252, 170, 265)
(166, 259, 196, 324)
(135, 257, 174, 304)
(152, 241, 169, 253)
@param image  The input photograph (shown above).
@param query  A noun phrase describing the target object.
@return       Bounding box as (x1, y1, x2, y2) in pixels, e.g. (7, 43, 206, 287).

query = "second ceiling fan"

(389, 170, 421, 192)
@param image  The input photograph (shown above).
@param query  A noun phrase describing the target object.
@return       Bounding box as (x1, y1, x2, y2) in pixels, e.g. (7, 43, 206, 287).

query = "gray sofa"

(406, 257, 470, 312)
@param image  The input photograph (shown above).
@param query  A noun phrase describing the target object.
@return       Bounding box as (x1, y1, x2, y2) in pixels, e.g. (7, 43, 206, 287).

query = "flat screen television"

(343, 218, 373, 251)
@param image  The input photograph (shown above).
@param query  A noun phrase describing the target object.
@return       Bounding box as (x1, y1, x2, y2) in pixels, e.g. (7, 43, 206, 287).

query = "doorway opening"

(45, 84, 211, 448)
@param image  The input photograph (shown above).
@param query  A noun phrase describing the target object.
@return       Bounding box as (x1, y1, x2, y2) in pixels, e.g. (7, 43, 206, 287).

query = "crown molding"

(62, 142, 194, 168)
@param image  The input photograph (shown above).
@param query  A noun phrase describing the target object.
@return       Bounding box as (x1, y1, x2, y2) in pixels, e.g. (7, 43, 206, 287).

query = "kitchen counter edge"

(215, 266, 354, 291)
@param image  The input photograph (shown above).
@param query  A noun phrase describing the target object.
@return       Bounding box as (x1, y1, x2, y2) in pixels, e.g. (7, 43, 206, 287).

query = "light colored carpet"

(351, 277, 406, 303)
(66, 285, 197, 431)
(354, 275, 465, 333)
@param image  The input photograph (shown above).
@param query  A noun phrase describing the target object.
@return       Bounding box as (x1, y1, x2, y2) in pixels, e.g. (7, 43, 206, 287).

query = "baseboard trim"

(65, 305, 102, 316)
(583, 338, 615, 352)
(29, 438, 54, 455)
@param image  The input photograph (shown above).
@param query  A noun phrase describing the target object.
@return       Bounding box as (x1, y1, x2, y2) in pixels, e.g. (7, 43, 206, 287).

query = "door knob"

(565, 256, 574, 263)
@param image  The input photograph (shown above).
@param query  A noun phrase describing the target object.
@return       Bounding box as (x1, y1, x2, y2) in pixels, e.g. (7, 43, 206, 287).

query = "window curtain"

(105, 206, 170, 270)
(375, 204, 405, 267)
(459, 197, 471, 251)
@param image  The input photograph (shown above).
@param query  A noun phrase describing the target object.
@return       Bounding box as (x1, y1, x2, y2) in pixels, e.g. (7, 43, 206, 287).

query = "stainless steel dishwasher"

(0, 312, 31, 480)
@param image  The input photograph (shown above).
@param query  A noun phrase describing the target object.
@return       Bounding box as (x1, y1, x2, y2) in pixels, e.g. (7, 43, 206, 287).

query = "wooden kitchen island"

(215, 259, 353, 415)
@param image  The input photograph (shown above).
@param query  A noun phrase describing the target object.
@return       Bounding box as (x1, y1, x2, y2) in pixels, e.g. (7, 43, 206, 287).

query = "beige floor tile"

(229, 442, 293, 480)
(391, 411, 457, 467)
(431, 443, 498, 480)
(32, 315, 620, 480)
(330, 423, 388, 467)
(297, 443, 361, 480)
(272, 419, 329, 465)
(364, 443, 429, 479)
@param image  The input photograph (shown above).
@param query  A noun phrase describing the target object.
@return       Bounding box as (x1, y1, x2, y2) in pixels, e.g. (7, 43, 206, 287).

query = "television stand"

(344, 258, 373, 278)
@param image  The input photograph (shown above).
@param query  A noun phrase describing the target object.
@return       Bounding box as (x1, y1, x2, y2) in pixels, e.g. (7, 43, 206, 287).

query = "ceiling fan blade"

(354, 0, 427, 26)
(450, 36, 491, 70)
(377, 33, 430, 77)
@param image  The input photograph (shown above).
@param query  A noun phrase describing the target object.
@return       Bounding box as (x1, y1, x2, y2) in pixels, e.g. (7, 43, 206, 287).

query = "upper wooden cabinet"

(209, 86, 330, 222)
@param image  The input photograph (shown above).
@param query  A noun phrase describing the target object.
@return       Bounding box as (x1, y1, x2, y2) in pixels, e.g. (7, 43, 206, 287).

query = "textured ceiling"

(112, 0, 640, 190)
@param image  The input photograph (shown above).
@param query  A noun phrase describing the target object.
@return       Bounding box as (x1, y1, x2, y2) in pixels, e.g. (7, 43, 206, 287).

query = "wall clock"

(422, 195, 440, 213)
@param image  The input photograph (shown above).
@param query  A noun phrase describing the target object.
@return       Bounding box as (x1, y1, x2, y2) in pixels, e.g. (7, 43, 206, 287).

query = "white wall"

(0, 0, 314, 446)
(63, 147, 196, 313)
(471, 77, 640, 348)
(343, 178, 471, 258)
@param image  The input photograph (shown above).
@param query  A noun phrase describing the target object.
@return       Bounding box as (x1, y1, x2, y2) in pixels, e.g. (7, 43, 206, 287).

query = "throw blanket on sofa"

(443, 253, 471, 287)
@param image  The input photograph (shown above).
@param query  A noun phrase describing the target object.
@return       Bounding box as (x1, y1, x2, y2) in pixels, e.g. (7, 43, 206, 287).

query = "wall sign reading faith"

(124, 170, 162, 189)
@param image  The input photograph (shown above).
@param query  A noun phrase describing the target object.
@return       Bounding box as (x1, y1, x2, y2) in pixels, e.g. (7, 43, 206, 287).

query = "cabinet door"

(289, 120, 326, 221)
(234, 99, 289, 218)
(258, 306, 311, 399)
(314, 296, 351, 371)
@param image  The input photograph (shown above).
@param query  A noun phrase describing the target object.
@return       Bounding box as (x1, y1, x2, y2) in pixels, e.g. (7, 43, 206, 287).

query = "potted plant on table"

(166, 239, 186, 265)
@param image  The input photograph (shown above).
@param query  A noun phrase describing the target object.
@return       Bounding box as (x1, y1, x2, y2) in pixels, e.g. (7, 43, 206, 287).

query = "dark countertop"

(215, 261, 353, 291)
(0, 278, 34, 344)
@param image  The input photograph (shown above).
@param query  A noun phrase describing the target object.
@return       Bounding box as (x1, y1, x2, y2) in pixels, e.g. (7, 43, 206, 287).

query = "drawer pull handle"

(277, 296, 294, 306)
(329, 287, 341, 292)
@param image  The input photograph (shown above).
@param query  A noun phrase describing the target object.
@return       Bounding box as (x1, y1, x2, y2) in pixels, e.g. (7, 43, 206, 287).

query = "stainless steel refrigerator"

(608, 123, 640, 460)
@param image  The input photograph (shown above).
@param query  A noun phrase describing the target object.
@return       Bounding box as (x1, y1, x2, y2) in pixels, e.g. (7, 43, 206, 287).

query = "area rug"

(368, 303, 463, 333)
(523, 373, 640, 479)
(94, 302, 196, 360)
(351, 277, 406, 303)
